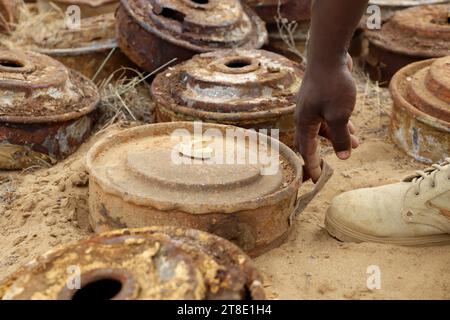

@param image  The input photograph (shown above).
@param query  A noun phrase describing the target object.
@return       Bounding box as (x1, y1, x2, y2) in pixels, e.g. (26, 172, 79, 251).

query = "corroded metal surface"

(151, 49, 304, 146)
(245, 0, 311, 24)
(37, 0, 118, 17)
(0, 0, 19, 33)
(365, 4, 450, 84)
(390, 56, 450, 163)
(0, 49, 99, 169)
(12, 11, 134, 81)
(368, 0, 449, 21)
(37, 13, 134, 81)
(356, 0, 449, 56)
(116, 0, 268, 72)
(0, 227, 266, 300)
(264, 22, 309, 63)
(86, 122, 332, 257)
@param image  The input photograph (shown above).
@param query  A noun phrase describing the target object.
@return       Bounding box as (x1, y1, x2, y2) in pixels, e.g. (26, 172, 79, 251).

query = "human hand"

(295, 55, 359, 182)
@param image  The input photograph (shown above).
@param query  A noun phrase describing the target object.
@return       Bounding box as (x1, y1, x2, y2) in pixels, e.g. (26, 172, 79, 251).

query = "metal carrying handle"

(289, 160, 334, 226)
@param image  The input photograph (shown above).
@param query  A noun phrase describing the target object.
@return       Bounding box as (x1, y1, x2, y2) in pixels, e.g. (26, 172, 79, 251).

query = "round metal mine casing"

(366, 0, 449, 22)
(37, 0, 118, 17)
(116, 0, 268, 72)
(390, 56, 450, 163)
(12, 8, 133, 82)
(151, 49, 304, 147)
(0, 227, 265, 300)
(0, 50, 99, 169)
(364, 3, 450, 84)
(86, 122, 304, 257)
(245, 0, 311, 24)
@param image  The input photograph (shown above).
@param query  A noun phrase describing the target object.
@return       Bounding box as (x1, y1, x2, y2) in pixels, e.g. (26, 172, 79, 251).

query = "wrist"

(306, 49, 349, 72)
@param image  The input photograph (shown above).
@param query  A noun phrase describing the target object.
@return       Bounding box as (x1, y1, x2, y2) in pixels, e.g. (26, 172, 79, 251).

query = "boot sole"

(325, 214, 450, 246)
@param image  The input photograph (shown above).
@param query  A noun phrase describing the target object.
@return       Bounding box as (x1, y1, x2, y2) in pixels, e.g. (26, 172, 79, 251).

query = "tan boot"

(326, 158, 450, 245)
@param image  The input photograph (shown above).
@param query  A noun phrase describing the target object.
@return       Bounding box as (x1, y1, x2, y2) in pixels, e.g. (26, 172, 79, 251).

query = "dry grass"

(95, 68, 154, 132)
(352, 63, 391, 138)
(275, 0, 308, 63)
(1, 1, 177, 133)
(94, 58, 178, 133)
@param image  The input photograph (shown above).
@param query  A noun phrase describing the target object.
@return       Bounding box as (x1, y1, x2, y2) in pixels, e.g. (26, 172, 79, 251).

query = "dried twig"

(92, 47, 116, 83)
(275, 0, 307, 62)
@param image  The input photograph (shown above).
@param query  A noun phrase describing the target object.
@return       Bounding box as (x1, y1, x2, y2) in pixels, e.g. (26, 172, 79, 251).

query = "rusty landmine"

(244, 0, 311, 24)
(0, 0, 19, 33)
(355, 1, 448, 58)
(7, 9, 133, 81)
(84, 122, 330, 257)
(0, 227, 266, 300)
(0, 49, 99, 170)
(37, 0, 118, 17)
(364, 0, 449, 23)
(116, 0, 268, 72)
(364, 3, 450, 84)
(390, 56, 450, 163)
(151, 49, 304, 146)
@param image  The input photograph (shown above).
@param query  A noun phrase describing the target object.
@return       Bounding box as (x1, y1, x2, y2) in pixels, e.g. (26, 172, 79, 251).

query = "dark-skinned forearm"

(307, 0, 368, 71)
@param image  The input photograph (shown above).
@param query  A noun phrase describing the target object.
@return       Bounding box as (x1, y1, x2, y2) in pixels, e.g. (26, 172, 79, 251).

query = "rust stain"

(0, 49, 99, 169)
(365, 3, 450, 84)
(85, 122, 311, 257)
(99, 204, 128, 229)
(116, 0, 268, 72)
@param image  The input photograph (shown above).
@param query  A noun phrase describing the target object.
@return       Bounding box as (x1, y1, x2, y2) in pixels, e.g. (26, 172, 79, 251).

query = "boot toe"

(326, 183, 444, 240)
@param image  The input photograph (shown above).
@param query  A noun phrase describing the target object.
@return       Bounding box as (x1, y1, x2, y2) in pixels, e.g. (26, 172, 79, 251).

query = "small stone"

(45, 217, 57, 226)
(341, 172, 352, 179)
(22, 200, 35, 211)
(22, 212, 32, 219)
(60, 198, 69, 208)
(49, 238, 61, 246)
(16, 247, 29, 257)
(38, 179, 50, 185)
(13, 235, 27, 246)
(71, 172, 89, 187)
(268, 65, 280, 73)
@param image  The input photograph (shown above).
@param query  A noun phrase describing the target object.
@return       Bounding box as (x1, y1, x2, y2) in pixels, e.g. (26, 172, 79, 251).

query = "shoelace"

(404, 158, 450, 196)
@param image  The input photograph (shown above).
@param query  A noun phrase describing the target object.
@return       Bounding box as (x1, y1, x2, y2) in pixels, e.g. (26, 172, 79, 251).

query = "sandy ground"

(0, 68, 449, 300)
